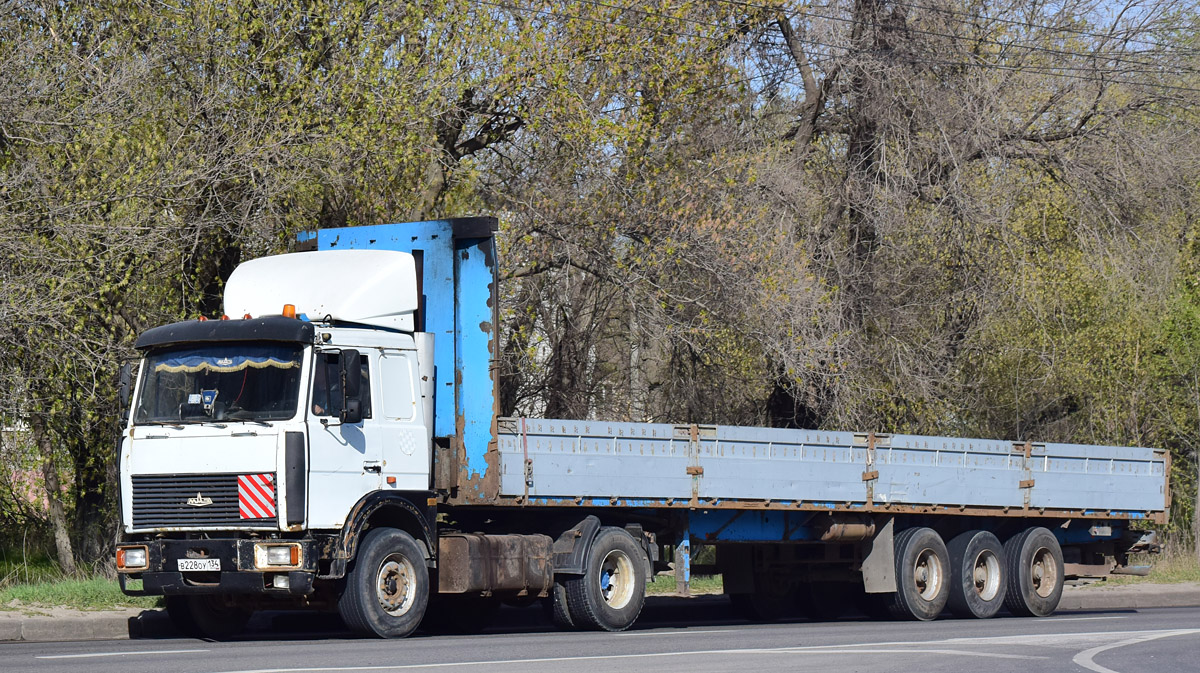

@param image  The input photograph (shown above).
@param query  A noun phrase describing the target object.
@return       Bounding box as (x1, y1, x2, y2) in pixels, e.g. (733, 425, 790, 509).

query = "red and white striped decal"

(238, 473, 276, 520)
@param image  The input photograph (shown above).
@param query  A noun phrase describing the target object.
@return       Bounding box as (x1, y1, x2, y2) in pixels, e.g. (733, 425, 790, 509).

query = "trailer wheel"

(166, 595, 251, 639)
(1003, 527, 1064, 617)
(946, 530, 1006, 619)
(889, 527, 950, 621)
(564, 527, 646, 631)
(338, 527, 430, 638)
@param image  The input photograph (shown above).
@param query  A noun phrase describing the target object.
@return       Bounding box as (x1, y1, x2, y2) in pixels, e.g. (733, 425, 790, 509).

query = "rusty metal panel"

(316, 220, 501, 503)
(437, 533, 553, 596)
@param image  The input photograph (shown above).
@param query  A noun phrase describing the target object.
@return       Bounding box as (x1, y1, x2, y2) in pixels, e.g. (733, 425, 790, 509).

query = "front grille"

(131, 473, 274, 528)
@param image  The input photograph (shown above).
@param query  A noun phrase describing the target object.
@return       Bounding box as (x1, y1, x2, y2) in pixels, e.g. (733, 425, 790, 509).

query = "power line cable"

(463, 0, 1198, 94)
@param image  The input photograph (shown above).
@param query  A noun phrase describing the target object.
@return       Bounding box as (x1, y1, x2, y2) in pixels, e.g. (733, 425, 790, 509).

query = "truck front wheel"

(1003, 527, 1063, 617)
(338, 527, 430, 638)
(565, 527, 646, 631)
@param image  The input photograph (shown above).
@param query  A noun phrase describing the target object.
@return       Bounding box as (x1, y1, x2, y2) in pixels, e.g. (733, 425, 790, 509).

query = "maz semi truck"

(116, 217, 1167, 637)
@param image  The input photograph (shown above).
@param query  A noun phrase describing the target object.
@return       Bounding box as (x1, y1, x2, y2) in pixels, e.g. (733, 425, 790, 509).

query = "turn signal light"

(282, 304, 297, 319)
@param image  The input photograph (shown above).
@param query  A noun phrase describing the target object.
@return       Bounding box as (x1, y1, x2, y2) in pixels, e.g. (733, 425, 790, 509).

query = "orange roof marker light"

(282, 304, 297, 319)
(243, 313, 252, 320)
(198, 316, 208, 322)
(220, 315, 229, 320)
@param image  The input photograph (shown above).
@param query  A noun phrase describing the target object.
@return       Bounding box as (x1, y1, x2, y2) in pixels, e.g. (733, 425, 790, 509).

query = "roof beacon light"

(282, 304, 297, 319)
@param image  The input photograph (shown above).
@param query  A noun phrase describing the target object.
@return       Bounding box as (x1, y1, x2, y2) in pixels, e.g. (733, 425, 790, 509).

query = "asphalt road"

(7, 601, 1200, 673)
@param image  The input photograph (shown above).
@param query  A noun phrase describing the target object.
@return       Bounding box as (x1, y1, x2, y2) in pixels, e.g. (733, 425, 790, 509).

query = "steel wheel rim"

(913, 547, 943, 602)
(972, 549, 1001, 601)
(1030, 547, 1058, 598)
(376, 555, 417, 616)
(599, 549, 635, 609)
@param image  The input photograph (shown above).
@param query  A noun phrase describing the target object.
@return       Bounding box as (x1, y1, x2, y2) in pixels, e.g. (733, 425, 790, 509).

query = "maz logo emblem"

(187, 493, 213, 507)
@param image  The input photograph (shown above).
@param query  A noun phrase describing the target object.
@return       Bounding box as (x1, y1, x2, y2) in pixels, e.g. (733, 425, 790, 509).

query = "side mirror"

(340, 350, 363, 424)
(118, 363, 134, 421)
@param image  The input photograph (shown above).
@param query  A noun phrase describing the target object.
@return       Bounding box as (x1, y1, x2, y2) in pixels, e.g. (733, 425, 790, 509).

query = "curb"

(3, 584, 1200, 643)
(1059, 582, 1200, 611)
(0, 608, 165, 643)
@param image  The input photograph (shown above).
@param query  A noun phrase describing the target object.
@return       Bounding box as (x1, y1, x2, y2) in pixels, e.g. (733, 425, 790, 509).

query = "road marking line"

(770, 648, 1044, 660)
(617, 628, 740, 637)
(209, 628, 1200, 673)
(1072, 629, 1200, 673)
(1046, 616, 1128, 622)
(37, 649, 210, 660)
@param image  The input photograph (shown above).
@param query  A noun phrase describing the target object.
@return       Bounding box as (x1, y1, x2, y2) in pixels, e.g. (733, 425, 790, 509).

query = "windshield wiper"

(143, 421, 184, 429)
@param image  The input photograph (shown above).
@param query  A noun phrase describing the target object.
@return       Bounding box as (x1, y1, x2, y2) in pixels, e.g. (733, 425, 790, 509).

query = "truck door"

(306, 349, 383, 528)
(377, 350, 430, 491)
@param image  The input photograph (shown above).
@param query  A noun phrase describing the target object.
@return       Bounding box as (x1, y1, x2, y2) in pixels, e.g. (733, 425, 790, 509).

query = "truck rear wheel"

(544, 582, 577, 630)
(564, 527, 646, 631)
(1003, 527, 1064, 617)
(946, 530, 1006, 619)
(889, 527, 950, 621)
(338, 527, 430, 638)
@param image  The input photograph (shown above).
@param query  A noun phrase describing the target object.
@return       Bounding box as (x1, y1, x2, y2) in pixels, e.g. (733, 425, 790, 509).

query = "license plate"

(177, 558, 221, 572)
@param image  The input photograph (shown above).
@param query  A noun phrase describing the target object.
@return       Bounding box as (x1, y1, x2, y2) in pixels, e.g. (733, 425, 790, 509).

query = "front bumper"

(118, 538, 318, 596)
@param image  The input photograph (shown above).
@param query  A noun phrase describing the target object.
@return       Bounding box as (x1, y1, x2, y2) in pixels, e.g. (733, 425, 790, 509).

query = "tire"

(1003, 527, 1064, 617)
(544, 582, 576, 630)
(946, 530, 1006, 619)
(338, 527, 430, 638)
(889, 527, 950, 621)
(166, 595, 251, 639)
(564, 527, 647, 631)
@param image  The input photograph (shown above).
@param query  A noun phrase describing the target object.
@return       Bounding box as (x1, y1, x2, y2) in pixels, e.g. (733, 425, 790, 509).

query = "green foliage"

(2, 0, 1199, 567)
(0, 577, 162, 611)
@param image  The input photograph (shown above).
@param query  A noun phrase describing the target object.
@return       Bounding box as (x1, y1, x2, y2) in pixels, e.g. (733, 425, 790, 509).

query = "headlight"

(116, 546, 148, 570)
(254, 543, 300, 568)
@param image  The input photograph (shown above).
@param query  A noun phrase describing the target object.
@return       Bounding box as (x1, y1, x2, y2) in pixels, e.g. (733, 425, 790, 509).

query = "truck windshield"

(134, 343, 304, 424)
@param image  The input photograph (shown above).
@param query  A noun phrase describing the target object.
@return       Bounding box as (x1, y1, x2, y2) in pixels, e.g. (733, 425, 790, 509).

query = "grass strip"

(0, 577, 161, 611)
(646, 573, 723, 595)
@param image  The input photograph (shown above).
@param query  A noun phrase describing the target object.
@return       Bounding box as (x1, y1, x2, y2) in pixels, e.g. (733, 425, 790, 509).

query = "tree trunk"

(31, 415, 77, 575)
(1194, 451, 1199, 563)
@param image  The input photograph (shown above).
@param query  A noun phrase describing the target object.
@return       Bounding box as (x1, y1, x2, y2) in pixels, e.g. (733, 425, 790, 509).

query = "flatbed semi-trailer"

(116, 217, 1166, 637)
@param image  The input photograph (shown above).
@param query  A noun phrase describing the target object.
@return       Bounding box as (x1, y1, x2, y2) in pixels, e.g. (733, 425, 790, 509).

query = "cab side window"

(311, 352, 372, 419)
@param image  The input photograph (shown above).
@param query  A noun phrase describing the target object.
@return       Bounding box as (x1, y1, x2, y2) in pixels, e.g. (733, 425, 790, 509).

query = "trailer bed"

(496, 418, 1167, 520)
